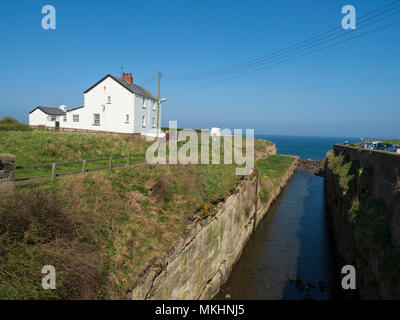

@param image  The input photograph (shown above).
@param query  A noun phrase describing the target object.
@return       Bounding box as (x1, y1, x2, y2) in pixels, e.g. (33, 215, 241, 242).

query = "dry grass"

(0, 161, 241, 299)
(0, 130, 280, 299)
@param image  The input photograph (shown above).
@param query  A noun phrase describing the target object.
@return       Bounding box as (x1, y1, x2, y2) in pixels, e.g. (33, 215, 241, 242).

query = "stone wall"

(333, 145, 400, 207)
(130, 157, 298, 300)
(255, 144, 277, 161)
(325, 146, 400, 299)
(0, 154, 16, 183)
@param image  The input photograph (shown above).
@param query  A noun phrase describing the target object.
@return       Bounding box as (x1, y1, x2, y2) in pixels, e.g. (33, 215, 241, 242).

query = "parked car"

(374, 142, 393, 152)
(393, 145, 400, 153)
(361, 142, 374, 149)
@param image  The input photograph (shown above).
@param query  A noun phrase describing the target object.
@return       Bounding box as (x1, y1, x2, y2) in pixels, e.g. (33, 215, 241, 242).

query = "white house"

(210, 126, 221, 136)
(29, 73, 165, 137)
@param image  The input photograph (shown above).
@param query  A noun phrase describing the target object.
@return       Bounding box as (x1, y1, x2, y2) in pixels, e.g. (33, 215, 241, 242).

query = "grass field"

(0, 129, 293, 299)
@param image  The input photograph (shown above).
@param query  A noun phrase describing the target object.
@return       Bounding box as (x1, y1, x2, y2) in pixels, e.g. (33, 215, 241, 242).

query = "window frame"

(93, 113, 100, 126)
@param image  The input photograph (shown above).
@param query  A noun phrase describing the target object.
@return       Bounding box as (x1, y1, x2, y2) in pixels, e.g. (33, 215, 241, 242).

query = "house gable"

(83, 74, 157, 101)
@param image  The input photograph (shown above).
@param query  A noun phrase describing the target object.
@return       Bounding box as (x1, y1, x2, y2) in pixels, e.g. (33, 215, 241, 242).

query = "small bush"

(152, 177, 173, 203)
(0, 117, 32, 131)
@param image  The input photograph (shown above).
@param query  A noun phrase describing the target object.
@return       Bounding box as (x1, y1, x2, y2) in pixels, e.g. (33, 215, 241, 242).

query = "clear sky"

(0, 0, 399, 137)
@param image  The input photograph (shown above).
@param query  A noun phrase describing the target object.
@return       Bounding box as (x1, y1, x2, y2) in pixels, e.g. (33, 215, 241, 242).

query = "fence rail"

(15, 153, 146, 184)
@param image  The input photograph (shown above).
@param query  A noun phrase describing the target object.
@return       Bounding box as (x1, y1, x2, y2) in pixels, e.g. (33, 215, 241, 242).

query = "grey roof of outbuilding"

(29, 106, 66, 115)
(83, 74, 158, 100)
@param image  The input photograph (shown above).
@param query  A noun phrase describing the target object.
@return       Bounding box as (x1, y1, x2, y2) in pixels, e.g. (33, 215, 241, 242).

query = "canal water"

(215, 135, 352, 300)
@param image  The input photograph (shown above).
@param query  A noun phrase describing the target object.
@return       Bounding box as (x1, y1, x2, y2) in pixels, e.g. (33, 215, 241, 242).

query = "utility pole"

(157, 71, 161, 138)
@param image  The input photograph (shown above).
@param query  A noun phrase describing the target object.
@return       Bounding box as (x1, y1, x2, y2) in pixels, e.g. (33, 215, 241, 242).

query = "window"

(152, 117, 155, 128)
(107, 96, 111, 104)
(73, 115, 79, 122)
(143, 98, 146, 109)
(125, 114, 129, 123)
(153, 102, 156, 111)
(50, 115, 57, 122)
(142, 115, 146, 128)
(93, 114, 100, 126)
(63, 115, 67, 122)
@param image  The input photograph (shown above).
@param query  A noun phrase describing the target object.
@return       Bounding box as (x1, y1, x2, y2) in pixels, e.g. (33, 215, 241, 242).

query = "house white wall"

(30, 75, 163, 136)
(29, 109, 60, 128)
(62, 77, 135, 133)
(133, 95, 158, 135)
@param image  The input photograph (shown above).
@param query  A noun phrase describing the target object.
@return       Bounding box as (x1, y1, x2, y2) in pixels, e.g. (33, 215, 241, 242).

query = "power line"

(164, 0, 400, 81)
(166, 18, 400, 96)
(177, 6, 400, 81)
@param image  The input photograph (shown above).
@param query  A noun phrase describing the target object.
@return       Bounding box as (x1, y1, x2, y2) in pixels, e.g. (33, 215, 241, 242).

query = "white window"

(63, 115, 67, 122)
(73, 115, 79, 122)
(107, 96, 111, 104)
(50, 115, 57, 122)
(153, 102, 156, 111)
(142, 115, 146, 128)
(143, 98, 146, 109)
(125, 114, 129, 123)
(152, 117, 155, 128)
(93, 114, 100, 126)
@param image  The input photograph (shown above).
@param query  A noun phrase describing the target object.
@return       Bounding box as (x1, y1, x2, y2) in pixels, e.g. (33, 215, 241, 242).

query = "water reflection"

(215, 171, 341, 300)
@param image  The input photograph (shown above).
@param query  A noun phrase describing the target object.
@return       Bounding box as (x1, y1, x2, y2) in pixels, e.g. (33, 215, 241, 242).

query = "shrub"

(151, 177, 173, 203)
(0, 117, 32, 131)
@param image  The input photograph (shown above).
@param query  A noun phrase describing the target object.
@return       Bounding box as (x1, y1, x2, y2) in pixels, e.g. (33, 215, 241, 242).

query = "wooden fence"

(15, 153, 145, 184)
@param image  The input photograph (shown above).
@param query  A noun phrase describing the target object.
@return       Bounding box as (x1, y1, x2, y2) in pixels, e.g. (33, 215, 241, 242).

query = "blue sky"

(0, 0, 399, 137)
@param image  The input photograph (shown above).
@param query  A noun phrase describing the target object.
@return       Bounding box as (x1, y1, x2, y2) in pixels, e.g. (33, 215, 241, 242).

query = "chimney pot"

(121, 73, 133, 84)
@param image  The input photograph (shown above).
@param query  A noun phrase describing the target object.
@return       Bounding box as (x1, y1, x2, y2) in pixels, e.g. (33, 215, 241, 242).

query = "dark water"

(215, 135, 346, 300)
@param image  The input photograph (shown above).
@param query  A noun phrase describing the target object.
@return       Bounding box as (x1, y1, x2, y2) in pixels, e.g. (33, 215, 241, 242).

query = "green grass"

(0, 130, 151, 180)
(0, 117, 32, 131)
(327, 150, 359, 190)
(0, 129, 289, 299)
(256, 155, 296, 184)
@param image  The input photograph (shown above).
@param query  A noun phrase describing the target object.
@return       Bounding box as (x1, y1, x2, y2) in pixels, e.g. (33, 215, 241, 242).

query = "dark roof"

(29, 106, 66, 115)
(83, 74, 157, 100)
(67, 106, 84, 112)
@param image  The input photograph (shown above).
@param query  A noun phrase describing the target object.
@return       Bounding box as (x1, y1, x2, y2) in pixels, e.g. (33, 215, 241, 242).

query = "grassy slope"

(0, 131, 151, 179)
(0, 130, 291, 299)
(0, 117, 32, 131)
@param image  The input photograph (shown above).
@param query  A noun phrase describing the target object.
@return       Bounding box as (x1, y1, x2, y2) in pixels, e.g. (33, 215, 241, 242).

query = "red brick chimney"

(121, 73, 133, 84)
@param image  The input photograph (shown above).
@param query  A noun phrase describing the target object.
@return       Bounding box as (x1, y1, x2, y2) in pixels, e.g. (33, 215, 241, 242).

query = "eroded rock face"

(325, 147, 400, 299)
(130, 158, 298, 300)
(296, 159, 326, 177)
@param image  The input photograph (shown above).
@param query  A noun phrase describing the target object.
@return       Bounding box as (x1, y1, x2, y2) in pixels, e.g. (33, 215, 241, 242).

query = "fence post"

(51, 163, 57, 183)
(82, 160, 87, 174)
(0, 154, 16, 184)
(109, 157, 113, 170)
(127, 154, 130, 167)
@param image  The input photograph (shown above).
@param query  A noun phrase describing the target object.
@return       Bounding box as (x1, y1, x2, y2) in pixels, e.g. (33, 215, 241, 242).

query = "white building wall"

(29, 109, 60, 128)
(62, 77, 135, 133)
(133, 95, 158, 135)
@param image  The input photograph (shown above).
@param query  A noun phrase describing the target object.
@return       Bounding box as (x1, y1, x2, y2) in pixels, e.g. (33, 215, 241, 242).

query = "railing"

(15, 153, 145, 184)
